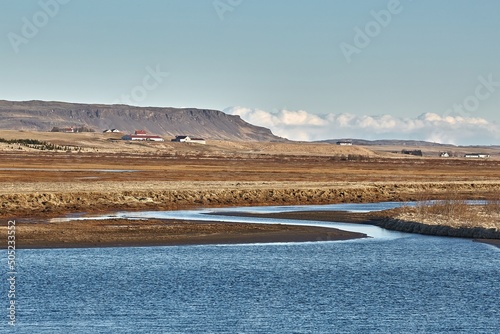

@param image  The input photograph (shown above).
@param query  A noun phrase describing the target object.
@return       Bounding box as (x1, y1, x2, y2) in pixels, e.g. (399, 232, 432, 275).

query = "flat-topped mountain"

(0, 100, 282, 141)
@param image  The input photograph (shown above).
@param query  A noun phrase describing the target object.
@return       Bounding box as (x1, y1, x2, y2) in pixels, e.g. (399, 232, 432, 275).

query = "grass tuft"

(400, 193, 499, 230)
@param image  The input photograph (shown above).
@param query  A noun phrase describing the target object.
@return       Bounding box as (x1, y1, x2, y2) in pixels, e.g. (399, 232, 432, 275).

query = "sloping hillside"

(0, 100, 282, 141)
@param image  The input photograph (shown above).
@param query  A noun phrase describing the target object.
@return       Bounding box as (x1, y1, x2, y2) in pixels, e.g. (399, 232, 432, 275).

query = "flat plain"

(1, 130, 498, 247)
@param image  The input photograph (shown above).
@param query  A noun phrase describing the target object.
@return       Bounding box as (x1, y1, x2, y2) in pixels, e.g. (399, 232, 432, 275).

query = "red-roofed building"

(122, 130, 164, 142)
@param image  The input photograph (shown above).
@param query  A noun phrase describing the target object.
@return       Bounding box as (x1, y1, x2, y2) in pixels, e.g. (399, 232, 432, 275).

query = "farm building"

(51, 126, 95, 133)
(401, 149, 423, 156)
(122, 130, 164, 142)
(172, 135, 190, 142)
(336, 140, 353, 146)
(171, 136, 206, 144)
(122, 135, 164, 142)
(464, 153, 490, 158)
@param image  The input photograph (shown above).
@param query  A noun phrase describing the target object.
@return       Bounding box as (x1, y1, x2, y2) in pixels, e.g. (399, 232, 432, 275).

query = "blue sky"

(1, 0, 499, 144)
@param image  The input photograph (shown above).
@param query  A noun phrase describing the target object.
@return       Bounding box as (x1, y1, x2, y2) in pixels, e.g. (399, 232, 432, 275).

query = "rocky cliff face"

(0, 100, 282, 141)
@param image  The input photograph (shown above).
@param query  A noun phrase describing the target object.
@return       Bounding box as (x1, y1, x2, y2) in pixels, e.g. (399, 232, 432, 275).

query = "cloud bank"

(225, 107, 500, 145)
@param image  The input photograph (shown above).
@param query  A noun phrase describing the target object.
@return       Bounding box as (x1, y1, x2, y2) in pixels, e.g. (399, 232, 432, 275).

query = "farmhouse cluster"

(440, 152, 491, 158)
(116, 130, 206, 144)
(39, 127, 496, 159)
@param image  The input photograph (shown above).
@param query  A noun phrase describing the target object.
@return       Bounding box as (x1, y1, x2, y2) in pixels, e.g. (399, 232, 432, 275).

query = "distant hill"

(0, 100, 283, 141)
(319, 139, 453, 147)
(320, 139, 500, 149)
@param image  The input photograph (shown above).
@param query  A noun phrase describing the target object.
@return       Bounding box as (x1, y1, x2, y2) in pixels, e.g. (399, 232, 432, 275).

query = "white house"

(172, 135, 190, 142)
(171, 136, 206, 144)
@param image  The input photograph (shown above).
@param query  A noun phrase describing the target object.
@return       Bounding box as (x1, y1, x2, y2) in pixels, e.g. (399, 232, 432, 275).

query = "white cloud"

(225, 107, 500, 145)
(230, 107, 327, 127)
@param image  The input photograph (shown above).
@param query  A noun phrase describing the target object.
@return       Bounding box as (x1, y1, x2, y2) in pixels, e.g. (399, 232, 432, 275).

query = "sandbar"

(6, 218, 367, 249)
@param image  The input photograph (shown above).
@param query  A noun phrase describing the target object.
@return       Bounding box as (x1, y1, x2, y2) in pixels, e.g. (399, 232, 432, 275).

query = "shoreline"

(5, 218, 367, 249)
(210, 210, 500, 248)
(3, 207, 498, 249)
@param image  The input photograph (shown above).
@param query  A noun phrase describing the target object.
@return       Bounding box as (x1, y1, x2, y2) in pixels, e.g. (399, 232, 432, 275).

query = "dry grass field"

(392, 198, 500, 233)
(0, 130, 498, 246)
(0, 130, 498, 213)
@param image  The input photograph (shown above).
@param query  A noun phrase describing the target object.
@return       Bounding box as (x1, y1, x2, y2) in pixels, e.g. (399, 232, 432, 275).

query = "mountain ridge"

(319, 138, 499, 148)
(0, 100, 283, 141)
(319, 138, 451, 146)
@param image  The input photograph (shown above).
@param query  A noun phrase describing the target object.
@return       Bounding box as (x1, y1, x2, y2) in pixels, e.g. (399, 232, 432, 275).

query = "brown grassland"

(0, 130, 499, 247)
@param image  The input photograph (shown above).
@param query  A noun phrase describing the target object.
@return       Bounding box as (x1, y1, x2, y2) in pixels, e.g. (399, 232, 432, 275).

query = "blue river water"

(3, 203, 499, 333)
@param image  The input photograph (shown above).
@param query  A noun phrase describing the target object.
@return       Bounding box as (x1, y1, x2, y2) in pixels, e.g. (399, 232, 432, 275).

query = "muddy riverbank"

(214, 209, 500, 247)
(2, 218, 366, 249)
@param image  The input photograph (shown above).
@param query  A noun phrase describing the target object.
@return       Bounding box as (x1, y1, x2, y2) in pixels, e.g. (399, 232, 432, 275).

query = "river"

(3, 203, 499, 333)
